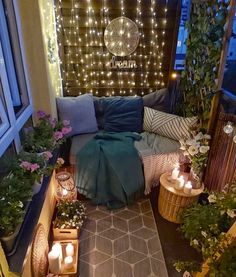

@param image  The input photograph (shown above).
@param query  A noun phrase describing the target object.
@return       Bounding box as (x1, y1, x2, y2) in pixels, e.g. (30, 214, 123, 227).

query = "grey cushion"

(143, 107, 198, 141)
(70, 133, 97, 165)
(143, 88, 170, 112)
(57, 94, 98, 136)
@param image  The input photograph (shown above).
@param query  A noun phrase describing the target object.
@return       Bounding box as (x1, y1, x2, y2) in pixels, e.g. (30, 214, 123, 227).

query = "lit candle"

(175, 175, 185, 190)
(62, 189, 68, 196)
(66, 243, 74, 256)
(184, 181, 192, 194)
(64, 256, 73, 270)
(171, 167, 179, 180)
(52, 242, 63, 261)
(48, 250, 61, 274)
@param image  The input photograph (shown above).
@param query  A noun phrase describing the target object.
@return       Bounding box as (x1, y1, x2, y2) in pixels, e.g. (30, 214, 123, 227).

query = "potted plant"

(53, 200, 86, 240)
(179, 131, 211, 188)
(0, 174, 32, 253)
(174, 183, 236, 276)
(23, 110, 72, 153)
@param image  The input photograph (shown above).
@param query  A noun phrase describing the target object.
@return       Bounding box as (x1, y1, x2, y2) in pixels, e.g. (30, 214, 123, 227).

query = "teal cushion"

(103, 97, 143, 132)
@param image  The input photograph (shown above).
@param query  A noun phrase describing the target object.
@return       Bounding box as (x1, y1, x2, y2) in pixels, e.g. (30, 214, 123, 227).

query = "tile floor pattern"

(78, 198, 168, 277)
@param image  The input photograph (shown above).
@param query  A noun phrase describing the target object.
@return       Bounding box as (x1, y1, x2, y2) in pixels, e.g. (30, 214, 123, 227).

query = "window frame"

(0, 0, 33, 156)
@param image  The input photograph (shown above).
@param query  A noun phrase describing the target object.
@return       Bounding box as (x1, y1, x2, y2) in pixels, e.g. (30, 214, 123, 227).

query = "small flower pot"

(0, 223, 22, 254)
(32, 175, 43, 195)
(53, 227, 80, 240)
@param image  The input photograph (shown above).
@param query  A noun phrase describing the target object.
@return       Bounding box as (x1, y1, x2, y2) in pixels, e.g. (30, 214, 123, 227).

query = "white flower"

(183, 151, 189, 156)
(188, 145, 199, 156)
(227, 209, 236, 218)
(208, 194, 217, 203)
(192, 239, 199, 245)
(199, 146, 210, 154)
(204, 134, 211, 140)
(180, 145, 186, 151)
(183, 271, 191, 277)
(195, 132, 204, 140)
(201, 231, 207, 238)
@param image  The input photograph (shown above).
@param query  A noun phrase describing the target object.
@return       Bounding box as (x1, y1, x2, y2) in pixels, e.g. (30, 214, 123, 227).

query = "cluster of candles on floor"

(48, 242, 74, 274)
(171, 167, 192, 194)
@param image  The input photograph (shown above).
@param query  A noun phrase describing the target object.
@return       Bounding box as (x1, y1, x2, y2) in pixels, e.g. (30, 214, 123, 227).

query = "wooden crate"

(50, 239, 79, 277)
(53, 228, 80, 240)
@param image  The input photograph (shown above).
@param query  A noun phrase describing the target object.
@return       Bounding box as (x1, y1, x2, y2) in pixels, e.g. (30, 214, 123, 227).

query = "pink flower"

(54, 131, 63, 141)
(20, 161, 32, 171)
(43, 151, 53, 161)
(49, 117, 56, 129)
(30, 163, 40, 172)
(63, 120, 70, 126)
(37, 110, 46, 119)
(62, 126, 72, 135)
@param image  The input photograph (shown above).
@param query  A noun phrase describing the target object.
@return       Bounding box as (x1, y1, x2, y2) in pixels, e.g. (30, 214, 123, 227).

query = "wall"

(56, 0, 180, 97)
(14, 0, 62, 117)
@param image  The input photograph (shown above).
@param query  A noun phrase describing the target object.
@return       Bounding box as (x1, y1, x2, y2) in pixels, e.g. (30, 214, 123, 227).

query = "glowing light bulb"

(223, 122, 234, 134)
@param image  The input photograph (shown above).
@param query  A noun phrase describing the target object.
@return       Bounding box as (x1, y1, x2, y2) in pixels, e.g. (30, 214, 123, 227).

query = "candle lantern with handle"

(55, 172, 77, 201)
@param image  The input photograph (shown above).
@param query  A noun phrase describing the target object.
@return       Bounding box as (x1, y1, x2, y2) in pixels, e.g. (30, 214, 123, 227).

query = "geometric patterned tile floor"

(78, 198, 169, 277)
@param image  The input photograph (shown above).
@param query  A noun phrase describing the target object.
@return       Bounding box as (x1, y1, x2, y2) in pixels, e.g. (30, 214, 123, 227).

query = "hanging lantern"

(55, 172, 77, 201)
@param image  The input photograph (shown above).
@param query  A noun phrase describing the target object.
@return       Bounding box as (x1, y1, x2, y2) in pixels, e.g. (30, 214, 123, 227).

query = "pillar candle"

(66, 243, 74, 256)
(48, 250, 61, 274)
(52, 242, 63, 261)
(171, 168, 179, 180)
(175, 175, 185, 190)
(64, 256, 73, 270)
(184, 181, 192, 194)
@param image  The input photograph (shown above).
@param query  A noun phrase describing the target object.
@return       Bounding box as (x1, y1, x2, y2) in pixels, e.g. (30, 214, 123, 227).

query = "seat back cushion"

(143, 88, 170, 112)
(143, 107, 198, 141)
(56, 94, 98, 136)
(103, 97, 143, 132)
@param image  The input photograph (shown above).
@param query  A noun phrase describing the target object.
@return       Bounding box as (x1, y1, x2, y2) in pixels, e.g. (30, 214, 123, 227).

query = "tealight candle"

(48, 250, 61, 274)
(171, 167, 179, 180)
(52, 242, 63, 261)
(184, 181, 192, 194)
(64, 256, 73, 270)
(175, 175, 185, 190)
(66, 243, 74, 257)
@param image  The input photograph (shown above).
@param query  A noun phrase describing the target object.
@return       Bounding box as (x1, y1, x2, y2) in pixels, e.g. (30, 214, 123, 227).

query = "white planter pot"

(32, 175, 43, 195)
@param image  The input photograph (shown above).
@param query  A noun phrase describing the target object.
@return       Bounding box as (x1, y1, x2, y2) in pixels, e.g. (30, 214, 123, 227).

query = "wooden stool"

(158, 172, 204, 224)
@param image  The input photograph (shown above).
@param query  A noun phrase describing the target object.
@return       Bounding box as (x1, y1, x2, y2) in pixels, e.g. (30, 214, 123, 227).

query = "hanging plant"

(181, 0, 229, 126)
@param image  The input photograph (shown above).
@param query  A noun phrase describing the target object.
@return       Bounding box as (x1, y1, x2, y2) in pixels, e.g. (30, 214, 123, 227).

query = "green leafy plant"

(54, 200, 86, 229)
(0, 174, 32, 237)
(23, 110, 72, 153)
(181, 0, 229, 126)
(174, 183, 236, 275)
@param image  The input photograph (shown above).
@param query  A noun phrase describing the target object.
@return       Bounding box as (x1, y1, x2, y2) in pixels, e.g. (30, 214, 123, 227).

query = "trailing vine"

(181, 0, 229, 126)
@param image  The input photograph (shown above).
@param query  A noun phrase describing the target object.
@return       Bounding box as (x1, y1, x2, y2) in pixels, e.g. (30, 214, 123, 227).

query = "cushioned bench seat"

(69, 131, 181, 194)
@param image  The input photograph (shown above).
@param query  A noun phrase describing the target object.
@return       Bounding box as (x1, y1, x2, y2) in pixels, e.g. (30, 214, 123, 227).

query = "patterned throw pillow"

(143, 107, 198, 141)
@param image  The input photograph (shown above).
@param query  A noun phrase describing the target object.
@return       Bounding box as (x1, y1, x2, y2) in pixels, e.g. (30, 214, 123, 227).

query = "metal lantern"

(55, 172, 77, 201)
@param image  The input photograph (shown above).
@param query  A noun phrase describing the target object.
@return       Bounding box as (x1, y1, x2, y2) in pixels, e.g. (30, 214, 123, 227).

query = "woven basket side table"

(158, 172, 204, 224)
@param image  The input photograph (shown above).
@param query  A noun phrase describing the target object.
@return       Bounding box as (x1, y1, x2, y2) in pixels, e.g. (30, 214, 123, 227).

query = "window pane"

(0, 142, 15, 181)
(222, 13, 236, 95)
(174, 0, 191, 70)
(2, 0, 29, 117)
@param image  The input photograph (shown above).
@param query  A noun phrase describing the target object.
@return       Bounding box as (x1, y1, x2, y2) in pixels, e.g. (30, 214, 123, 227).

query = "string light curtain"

(55, 0, 177, 97)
